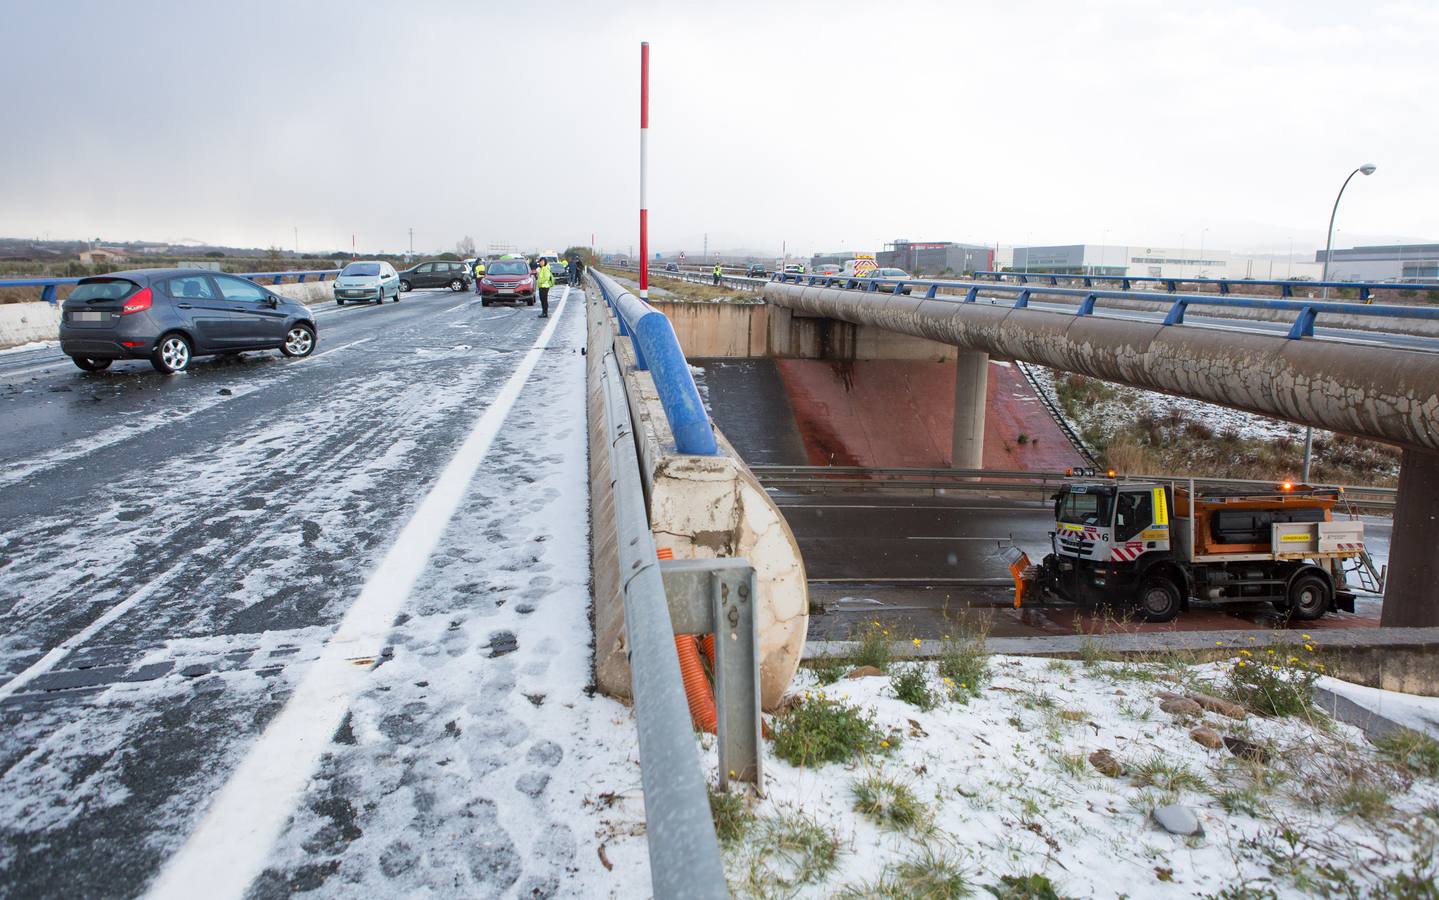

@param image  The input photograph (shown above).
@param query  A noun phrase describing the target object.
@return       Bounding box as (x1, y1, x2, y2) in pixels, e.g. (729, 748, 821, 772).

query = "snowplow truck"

(1013, 476, 1364, 622)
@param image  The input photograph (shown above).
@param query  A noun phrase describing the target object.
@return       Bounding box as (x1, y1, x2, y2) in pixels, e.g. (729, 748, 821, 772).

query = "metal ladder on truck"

(1338, 496, 1388, 595)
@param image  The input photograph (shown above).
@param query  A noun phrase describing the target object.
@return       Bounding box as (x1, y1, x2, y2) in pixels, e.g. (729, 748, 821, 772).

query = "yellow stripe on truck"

(1152, 488, 1168, 525)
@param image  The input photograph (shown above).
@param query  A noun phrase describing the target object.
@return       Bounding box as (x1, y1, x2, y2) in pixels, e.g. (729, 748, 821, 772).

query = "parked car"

(333, 260, 400, 304)
(746, 264, 768, 278)
(550, 260, 570, 284)
(870, 267, 914, 294)
(814, 264, 842, 277)
(60, 269, 318, 374)
(478, 258, 536, 306)
(783, 263, 806, 274)
(397, 260, 472, 292)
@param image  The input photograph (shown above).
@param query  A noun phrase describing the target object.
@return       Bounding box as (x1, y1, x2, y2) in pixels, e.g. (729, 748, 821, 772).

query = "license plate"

(500, 289, 514, 295)
(74, 311, 105, 322)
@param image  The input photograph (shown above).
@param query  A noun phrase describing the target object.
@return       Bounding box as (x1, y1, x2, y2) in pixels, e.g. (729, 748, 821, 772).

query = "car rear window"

(70, 278, 140, 301)
(342, 263, 381, 276)
(488, 261, 527, 275)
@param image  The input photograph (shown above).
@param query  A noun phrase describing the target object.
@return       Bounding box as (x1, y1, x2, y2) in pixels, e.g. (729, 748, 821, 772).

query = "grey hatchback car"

(59, 269, 319, 374)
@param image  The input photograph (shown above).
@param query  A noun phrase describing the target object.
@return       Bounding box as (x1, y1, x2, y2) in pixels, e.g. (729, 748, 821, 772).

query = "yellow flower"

(960, 683, 967, 688)
(882, 630, 889, 636)
(1317, 663, 1326, 671)
(1239, 650, 1252, 657)
(1215, 641, 1224, 646)
(872, 621, 881, 628)
(1236, 660, 1246, 668)
(1267, 649, 1277, 655)
(1304, 644, 1314, 652)
(1302, 634, 1312, 640)
(880, 740, 890, 748)
(912, 638, 922, 647)
(1248, 636, 1257, 642)
(942, 677, 953, 685)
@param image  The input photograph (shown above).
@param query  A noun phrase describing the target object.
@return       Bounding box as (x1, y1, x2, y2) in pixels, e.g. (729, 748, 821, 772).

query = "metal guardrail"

(771, 272, 1439, 341)
(592, 272, 762, 897)
(975, 270, 1439, 303)
(598, 341, 729, 898)
(0, 269, 342, 304)
(591, 269, 719, 455)
(751, 465, 1398, 510)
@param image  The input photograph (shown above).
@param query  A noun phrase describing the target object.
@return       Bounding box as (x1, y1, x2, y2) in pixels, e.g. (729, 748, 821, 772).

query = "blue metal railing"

(591, 271, 718, 455)
(973, 270, 1439, 303)
(771, 272, 1439, 340)
(0, 269, 341, 304)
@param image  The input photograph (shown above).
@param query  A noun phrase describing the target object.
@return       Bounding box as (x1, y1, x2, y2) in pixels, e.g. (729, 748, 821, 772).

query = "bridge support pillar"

(951, 350, 988, 469)
(1381, 448, 1439, 627)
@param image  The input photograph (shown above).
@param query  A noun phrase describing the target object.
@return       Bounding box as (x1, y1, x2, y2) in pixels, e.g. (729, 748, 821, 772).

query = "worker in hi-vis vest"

(536, 259, 555, 318)
(712, 263, 722, 285)
(473, 259, 485, 294)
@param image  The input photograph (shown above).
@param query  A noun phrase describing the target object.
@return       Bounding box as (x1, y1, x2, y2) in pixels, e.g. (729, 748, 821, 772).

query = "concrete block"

(0, 302, 62, 349)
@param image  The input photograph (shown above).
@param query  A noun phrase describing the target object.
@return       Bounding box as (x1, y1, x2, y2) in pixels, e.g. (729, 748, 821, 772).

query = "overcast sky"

(3, 0, 1436, 258)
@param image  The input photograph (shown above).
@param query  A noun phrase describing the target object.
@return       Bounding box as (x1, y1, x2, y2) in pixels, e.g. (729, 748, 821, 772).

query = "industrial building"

(1317, 244, 1439, 282)
(1009, 244, 1322, 281)
(876, 240, 993, 276)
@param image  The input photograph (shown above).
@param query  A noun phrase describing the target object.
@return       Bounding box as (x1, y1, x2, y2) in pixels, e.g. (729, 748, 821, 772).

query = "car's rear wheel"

(281, 323, 316, 358)
(399, 279, 412, 293)
(151, 333, 192, 375)
(70, 356, 111, 372)
(481, 298, 491, 307)
(449, 279, 464, 292)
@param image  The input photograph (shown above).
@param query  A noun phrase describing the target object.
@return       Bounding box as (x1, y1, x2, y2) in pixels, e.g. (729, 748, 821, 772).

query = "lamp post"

(1302, 162, 1377, 482)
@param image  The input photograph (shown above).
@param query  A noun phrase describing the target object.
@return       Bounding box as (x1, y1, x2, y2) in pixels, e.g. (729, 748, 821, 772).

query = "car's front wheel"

(70, 356, 112, 372)
(281, 323, 316, 358)
(335, 298, 344, 306)
(449, 279, 464, 292)
(399, 280, 412, 293)
(151, 333, 192, 375)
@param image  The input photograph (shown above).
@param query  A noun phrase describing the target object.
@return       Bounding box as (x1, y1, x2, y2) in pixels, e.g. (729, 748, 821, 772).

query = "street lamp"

(1302, 162, 1377, 482)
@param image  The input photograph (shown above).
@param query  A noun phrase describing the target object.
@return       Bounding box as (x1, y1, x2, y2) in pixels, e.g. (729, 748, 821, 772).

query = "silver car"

(333, 260, 401, 305)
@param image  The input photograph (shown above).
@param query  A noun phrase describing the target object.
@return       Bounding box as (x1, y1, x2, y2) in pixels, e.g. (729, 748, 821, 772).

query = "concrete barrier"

(587, 285, 808, 710)
(0, 279, 336, 350)
(0, 302, 63, 349)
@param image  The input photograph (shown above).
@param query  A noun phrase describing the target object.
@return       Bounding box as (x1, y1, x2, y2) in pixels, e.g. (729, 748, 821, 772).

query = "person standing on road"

(473, 258, 486, 294)
(571, 256, 585, 284)
(536, 258, 555, 318)
(712, 262, 722, 285)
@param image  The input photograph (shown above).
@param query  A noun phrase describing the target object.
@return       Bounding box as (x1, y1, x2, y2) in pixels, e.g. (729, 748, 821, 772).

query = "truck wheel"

(1286, 574, 1331, 621)
(1138, 577, 1181, 623)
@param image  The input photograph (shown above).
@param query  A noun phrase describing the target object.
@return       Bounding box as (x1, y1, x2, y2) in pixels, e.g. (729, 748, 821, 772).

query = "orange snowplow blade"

(1001, 546, 1033, 608)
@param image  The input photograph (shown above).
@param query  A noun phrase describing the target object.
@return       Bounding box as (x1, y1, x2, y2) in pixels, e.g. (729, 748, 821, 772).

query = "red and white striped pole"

(639, 41, 650, 302)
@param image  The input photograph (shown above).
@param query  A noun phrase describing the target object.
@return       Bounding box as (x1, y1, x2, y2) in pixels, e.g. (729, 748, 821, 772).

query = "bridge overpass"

(759, 273, 1437, 625)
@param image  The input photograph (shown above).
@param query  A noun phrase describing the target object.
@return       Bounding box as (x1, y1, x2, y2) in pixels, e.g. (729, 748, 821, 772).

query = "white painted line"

(148, 286, 572, 900)
(0, 560, 189, 702)
(309, 336, 373, 359)
(0, 360, 67, 380)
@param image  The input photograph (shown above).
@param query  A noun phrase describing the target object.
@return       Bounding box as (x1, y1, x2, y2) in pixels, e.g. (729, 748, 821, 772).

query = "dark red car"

(478, 259, 535, 306)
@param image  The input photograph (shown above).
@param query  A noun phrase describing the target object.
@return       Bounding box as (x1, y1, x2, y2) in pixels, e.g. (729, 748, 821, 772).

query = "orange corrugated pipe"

(658, 546, 718, 733)
(675, 635, 718, 733)
(701, 633, 715, 665)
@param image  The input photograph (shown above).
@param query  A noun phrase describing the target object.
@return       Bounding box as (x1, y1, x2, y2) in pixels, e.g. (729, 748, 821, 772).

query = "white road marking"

(309, 337, 373, 359)
(0, 560, 190, 702)
(0, 360, 68, 380)
(148, 286, 572, 900)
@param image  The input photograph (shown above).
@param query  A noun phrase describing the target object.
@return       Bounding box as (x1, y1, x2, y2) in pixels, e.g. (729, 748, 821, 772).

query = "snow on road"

(0, 286, 651, 897)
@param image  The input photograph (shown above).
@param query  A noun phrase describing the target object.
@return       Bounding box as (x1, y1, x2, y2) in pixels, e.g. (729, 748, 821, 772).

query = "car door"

(214, 274, 287, 345)
(161, 274, 234, 351)
(412, 262, 435, 288)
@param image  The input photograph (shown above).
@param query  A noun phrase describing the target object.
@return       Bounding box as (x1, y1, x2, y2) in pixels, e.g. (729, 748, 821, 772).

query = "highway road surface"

(775, 491, 1391, 639)
(0, 285, 644, 897)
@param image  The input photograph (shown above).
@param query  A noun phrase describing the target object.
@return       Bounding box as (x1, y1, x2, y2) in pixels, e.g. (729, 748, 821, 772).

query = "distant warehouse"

(877, 239, 993, 276)
(1318, 244, 1439, 282)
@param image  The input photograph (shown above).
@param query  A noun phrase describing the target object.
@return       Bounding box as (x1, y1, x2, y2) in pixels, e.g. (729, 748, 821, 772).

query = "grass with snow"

(712, 651, 1439, 898)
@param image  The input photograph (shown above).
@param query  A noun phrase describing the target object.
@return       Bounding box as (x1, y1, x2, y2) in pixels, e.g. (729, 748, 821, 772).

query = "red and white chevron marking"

(1110, 542, 1145, 562)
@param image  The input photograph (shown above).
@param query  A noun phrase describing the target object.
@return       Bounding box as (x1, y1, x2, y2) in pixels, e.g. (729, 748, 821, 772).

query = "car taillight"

(121, 288, 153, 315)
